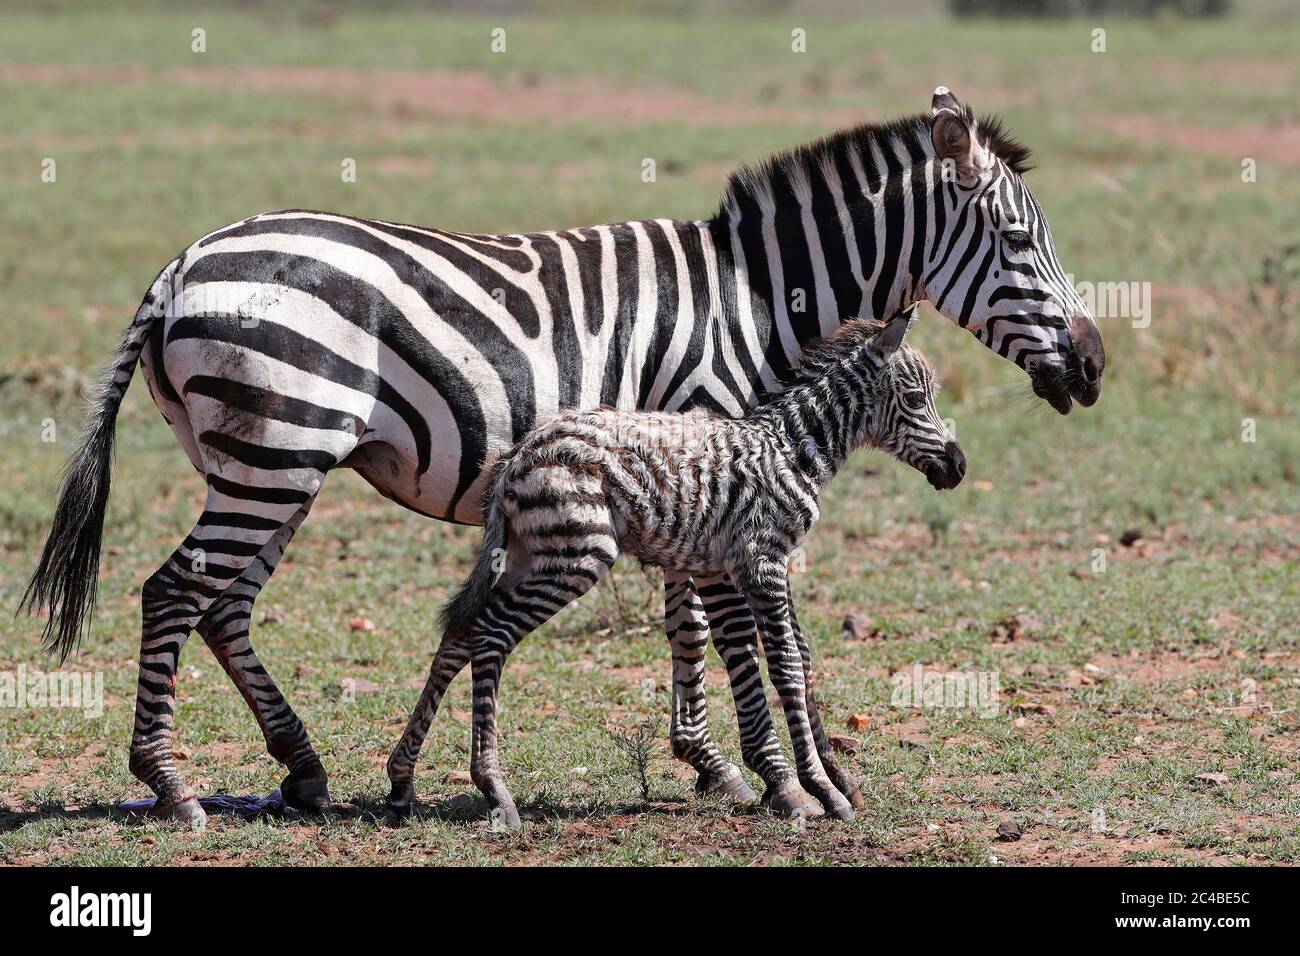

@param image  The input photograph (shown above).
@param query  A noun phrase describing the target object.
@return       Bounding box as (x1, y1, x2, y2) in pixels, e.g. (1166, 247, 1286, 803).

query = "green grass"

(1, 3, 1298, 865)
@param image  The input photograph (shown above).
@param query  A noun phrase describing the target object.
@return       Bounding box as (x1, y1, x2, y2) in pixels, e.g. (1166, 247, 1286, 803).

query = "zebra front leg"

(738, 562, 854, 821)
(196, 502, 331, 811)
(787, 581, 864, 810)
(130, 489, 313, 829)
(664, 572, 755, 804)
(697, 574, 819, 818)
(385, 629, 472, 816)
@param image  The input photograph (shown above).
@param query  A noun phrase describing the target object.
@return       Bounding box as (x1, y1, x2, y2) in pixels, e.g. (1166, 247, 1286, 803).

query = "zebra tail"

(21, 260, 177, 663)
(439, 460, 512, 639)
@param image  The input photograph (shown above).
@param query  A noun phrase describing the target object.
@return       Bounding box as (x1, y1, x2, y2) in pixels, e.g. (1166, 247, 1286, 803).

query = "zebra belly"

(343, 439, 470, 522)
(611, 497, 733, 576)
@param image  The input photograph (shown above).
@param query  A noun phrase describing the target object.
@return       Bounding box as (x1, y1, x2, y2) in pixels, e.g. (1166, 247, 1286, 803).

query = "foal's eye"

(1004, 229, 1033, 253)
(902, 390, 927, 410)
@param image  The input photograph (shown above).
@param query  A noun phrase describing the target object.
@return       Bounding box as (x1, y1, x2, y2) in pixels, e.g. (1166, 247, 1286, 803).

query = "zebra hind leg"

(663, 572, 756, 804)
(129, 484, 321, 829)
(469, 556, 612, 828)
(385, 526, 537, 816)
(195, 501, 331, 811)
(384, 627, 473, 816)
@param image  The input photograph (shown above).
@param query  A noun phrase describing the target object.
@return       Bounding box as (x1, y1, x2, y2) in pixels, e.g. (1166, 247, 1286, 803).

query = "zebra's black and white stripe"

(386, 308, 961, 825)
(24, 88, 1103, 828)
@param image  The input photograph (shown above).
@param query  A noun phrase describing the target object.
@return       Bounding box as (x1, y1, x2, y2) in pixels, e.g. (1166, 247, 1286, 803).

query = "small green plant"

(607, 717, 663, 803)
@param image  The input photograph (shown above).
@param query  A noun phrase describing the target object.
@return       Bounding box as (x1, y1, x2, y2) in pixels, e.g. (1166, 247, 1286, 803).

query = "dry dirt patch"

(0, 63, 865, 127)
(1100, 115, 1300, 165)
(1144, 55, 1295, 90)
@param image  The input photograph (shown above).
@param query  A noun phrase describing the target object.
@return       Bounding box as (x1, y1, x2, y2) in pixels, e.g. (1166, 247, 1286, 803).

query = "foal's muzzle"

(924, 441, 966, 490)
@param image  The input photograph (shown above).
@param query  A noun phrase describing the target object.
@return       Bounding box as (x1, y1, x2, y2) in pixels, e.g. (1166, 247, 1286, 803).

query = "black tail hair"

(21, 266, 172, 662)
(438, 460, 511, 639)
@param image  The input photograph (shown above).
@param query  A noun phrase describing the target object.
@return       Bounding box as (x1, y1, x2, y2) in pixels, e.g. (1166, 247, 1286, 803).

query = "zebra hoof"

(695, 769, 759, 804)
(845, 786, 867, 810)
(802, 777, 855, 821)
(762, 784, 825, 820)
(823, 795, 856, 821)
(386, 781, 415, 818)
(488, 804, 522, 831)
(281, 765, 331, 811)
(154, 795, 208, 831)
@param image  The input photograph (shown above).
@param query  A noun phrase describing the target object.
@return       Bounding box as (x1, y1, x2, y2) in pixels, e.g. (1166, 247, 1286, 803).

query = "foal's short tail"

(439, 459, 512, 639)
(21, 259, 179, 663)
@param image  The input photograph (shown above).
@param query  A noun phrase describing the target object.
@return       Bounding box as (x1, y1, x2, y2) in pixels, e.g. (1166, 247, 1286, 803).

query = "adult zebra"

(25, 88, 1103, 827)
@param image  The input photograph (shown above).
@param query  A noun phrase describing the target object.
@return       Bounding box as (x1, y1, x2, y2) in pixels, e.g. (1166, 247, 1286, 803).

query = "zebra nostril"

(1068, 313, 1106, 391)
(944, 441, 965, 478)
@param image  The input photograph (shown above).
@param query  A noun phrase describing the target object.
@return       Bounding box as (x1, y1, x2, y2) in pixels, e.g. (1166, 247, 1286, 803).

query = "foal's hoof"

(488, 804, 522, 831)
(804, 778, 856, 821)
(695, 768, 759, 804)
(155, 795, 208, 832)
(763, 784, 825, 820)
(281, 765, 331, 811)
(386, 780, 415, 818)
(822, 794, 856, 821)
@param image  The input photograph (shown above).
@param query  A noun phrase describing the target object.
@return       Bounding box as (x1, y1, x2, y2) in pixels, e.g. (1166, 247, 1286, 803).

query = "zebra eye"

(1004, 229, 1033, 253)
(902, 390, 927, 410)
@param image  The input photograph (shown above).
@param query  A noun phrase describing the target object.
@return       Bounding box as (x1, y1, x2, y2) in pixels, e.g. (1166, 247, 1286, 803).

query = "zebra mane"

(975, 111, 1034, 175)
(716, 109, 1034, 217)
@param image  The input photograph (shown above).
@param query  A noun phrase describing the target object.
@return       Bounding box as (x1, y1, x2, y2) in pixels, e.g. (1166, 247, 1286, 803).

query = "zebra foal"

(387, 305, 965, 825)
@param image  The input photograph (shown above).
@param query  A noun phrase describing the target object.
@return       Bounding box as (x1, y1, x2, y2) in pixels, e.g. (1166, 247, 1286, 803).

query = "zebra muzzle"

(924, 442, 966, 490)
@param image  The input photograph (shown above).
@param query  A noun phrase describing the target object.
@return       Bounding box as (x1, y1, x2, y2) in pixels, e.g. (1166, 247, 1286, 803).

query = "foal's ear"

(871, 304, 918, 357)
(795, 436, 820, 473)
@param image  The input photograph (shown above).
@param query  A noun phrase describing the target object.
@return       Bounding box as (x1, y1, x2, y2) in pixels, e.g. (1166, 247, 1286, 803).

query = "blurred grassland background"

(0, 0, 1297, 865)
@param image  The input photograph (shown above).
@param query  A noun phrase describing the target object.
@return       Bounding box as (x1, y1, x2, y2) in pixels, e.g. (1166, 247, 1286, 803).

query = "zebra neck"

(750, 352, 877, 481)
(710, 131, 935, 389)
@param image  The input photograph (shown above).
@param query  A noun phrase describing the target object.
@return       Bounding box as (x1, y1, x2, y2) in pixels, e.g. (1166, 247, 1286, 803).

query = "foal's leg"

(787, 580, 864, 809)
(384, 627, 473, 814)
(194, 501, 330, 810)
(696, 573, 812, 815)
(737, 561, 854, 821)
(703, 573, 861, 811)
(129, 483, 322, 829)
(664, 572, 756, 803)
(471, 555, 612, 828)
(386, 531, 536, 814)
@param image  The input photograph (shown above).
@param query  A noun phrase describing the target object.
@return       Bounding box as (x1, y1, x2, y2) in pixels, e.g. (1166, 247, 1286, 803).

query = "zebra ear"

(932, 85, 962, 115)
(931, 87, 988, 187)
(795, 436, 820, 473)
(871, 305, 916, 357)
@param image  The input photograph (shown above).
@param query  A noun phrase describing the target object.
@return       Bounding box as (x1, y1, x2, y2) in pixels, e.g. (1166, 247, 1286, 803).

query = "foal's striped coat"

(387, 307, 965, 824)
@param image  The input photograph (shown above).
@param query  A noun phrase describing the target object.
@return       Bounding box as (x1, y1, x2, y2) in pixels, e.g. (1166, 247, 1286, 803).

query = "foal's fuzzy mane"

(788, 317, 932, 388)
